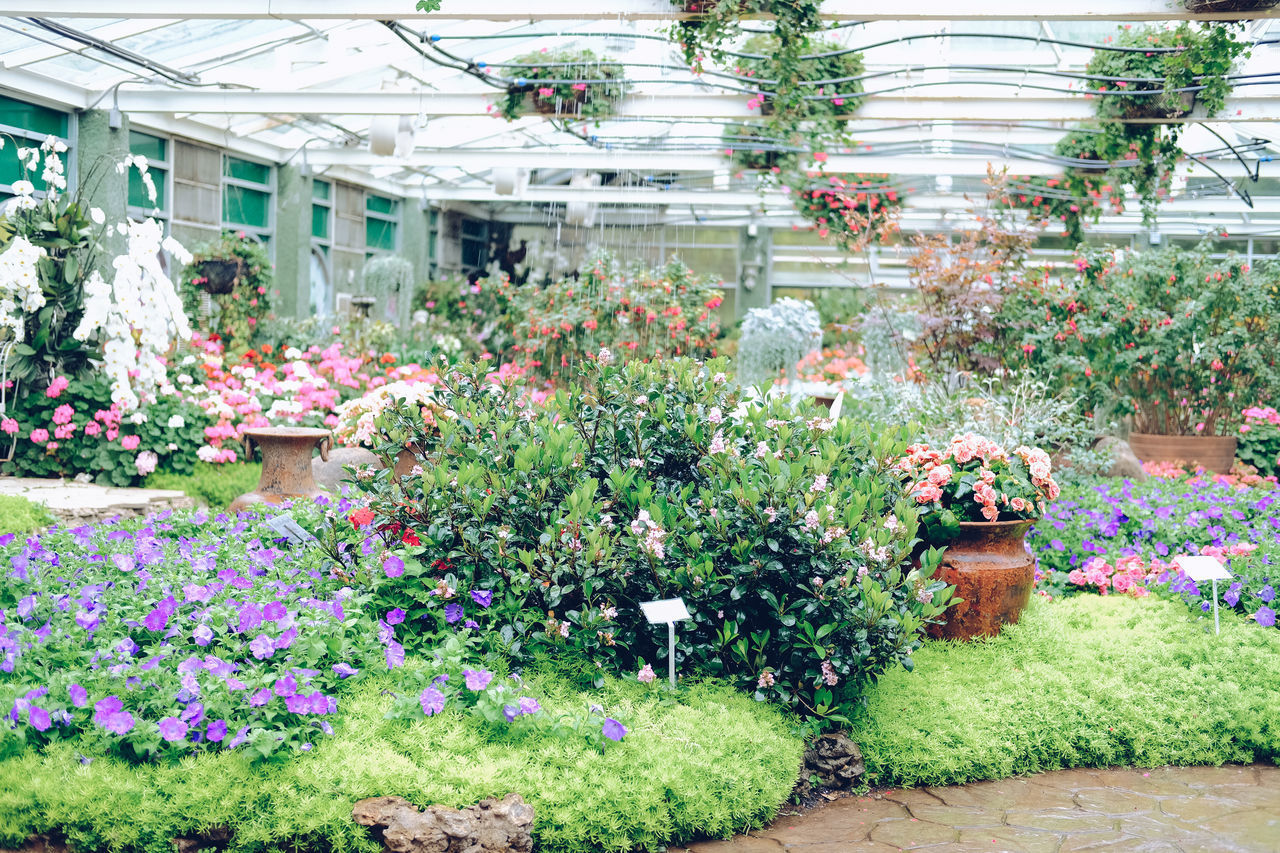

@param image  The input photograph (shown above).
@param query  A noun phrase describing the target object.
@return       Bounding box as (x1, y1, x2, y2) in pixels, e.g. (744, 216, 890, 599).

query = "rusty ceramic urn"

(229, 427, 333, 513)
(928, 519, 1036, 641)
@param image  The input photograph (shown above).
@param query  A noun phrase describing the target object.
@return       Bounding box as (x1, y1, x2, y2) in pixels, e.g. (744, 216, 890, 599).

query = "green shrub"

(348, 356, 950, 723)
(850, 595, 1280, 787)
(145, 461, 262, 510)
(0, 496, 53, 536)
(0, 672, 801, 853)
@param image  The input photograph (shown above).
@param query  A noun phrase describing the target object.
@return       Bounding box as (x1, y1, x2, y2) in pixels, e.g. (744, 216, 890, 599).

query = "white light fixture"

(368, 115, 400, 156)
(493, 167, 529, 196)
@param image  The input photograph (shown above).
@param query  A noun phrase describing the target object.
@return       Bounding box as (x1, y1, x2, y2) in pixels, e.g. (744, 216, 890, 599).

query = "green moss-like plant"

(145, 462, 263, 511)
(0, 495, 53, 536)
(0, 673, 802, 853)
(849, 594, 1280, 787)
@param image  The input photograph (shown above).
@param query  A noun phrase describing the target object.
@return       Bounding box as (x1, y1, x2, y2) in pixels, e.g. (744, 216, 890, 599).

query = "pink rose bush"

(895, 433, 1061, 543)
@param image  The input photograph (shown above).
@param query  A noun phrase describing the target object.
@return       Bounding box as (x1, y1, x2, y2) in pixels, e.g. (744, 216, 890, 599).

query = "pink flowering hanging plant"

(894, 432, 1061, 544)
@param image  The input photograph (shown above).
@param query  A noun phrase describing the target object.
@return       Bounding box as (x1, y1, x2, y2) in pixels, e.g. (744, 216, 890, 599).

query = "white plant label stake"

(640, 598, 691, 687)
(1174, 555, 1234, 635)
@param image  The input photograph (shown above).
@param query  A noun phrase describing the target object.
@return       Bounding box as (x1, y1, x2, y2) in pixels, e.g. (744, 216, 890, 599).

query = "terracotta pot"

(928, 520, 1036, 641)
(1183, 0, 1278, 12)
(391, 447, 420, 478)
(1127, 432, 1238, 474)
(229, 427, 332, 513)
(812, 394, 837, 411)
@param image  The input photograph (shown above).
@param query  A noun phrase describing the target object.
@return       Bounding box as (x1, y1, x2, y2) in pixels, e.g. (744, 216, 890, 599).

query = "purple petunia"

(386, 642, 405, 670)
(332, 663, 358, 679)
(206, 719, 228, 742)
(419, 686, 446, 716)
(228, 724, 251, 749)
(1255, 606, 1277, 628)
(463, 669, 492, 691)
(1259, 585, 1276, 604)
(602, 718, 627, 742)
(263, 601, 287, 621)
(102, 711, 134, 735)
(28, 706, 50, 732)
(445, 603, 464, 624)
(273, 675, 298, 698)
(383, 554, 405, 579)
(470, 589, 493, 608)
(518, 697, 541, 715)
(385, 608, 406, 626)
(249, 634, 275, 660)
(193, 624, 214, 646)
(68, 683, 87, 707)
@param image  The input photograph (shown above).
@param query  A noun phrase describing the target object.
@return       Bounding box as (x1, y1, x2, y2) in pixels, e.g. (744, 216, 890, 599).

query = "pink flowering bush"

(1, 374, 210, 487)
(894, 433, 1061, 544)
(343, 355, 952, 723)
(1063, 554, 1165, 598)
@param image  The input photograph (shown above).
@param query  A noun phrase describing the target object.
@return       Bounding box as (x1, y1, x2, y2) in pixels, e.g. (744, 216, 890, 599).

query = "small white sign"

(1174, 555, 1233, 582)
(265, 515, 315, 547)
(640, 598, 691, 624)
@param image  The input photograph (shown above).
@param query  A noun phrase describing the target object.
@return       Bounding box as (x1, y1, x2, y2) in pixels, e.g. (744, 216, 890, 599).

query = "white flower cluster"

(334, 380, 443, 447)
(116, 153, 157, 206)
(73, 219, 192, 410)
(0, 237, 48, 341)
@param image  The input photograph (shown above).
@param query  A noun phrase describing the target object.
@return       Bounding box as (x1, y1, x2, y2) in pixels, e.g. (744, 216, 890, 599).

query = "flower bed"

(1031, 478, 1278, 629)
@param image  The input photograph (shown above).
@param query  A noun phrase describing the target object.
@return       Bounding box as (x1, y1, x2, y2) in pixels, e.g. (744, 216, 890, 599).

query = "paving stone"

(1003, 811, 1117, 834)
(1156, 794, 1251, 823)
(1027, 769, 1112, 792)
(781, 843, 901, 853)
(682, 838, 782, 853)
(1057, 834, 1181, 852)
(758, 800, 908, 844)
(955, 827, 1064, 853)
(898, 804, 1002, 829)
(1071, 789, 1159, 816)
(1174, 765, 1260, 788)
(1198, 808, 1280, 849)
(868, 818, 959, 849)
(883, 789, 947, 808)
(928, 779, 1053, 811)
(0, 476, 193, 525)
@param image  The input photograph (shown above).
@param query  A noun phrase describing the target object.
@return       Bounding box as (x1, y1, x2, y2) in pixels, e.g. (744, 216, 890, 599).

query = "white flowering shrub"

(737, 297, 823, 386)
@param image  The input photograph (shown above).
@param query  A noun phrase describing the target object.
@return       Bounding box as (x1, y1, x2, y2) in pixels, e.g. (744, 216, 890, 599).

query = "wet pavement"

(672, 765, 1280, 853)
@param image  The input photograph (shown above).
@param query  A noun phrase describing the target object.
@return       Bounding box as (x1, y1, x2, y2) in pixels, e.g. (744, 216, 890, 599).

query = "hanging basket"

(197, 258, 245, 296)
(1183, 0, 1279, 12)
(531, 87, 590, 116)
(1117, 89, 1196, 121)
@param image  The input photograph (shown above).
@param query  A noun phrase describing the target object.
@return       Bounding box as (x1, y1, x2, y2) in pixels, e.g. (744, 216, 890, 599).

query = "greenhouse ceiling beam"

(111, 91, 1280, 123)
(7, 0, 1277, 21)
(309, 148, 1267, 179)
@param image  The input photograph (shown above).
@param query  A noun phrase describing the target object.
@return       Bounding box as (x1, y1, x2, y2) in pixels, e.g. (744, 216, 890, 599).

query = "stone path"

(0, 477, 194, 526)
(673, 765, 1280, 853)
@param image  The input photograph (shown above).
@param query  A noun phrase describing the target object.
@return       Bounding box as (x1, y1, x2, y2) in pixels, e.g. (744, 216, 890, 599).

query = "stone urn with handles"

(229, 427, 333, 513)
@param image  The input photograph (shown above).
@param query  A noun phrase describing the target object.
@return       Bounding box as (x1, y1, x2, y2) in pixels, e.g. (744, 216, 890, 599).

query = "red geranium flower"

(348, 508, 375, 528)
(402, 529, 421, 546)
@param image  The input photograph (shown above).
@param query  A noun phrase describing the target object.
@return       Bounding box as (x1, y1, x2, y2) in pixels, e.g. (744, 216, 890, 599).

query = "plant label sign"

(265, 515, 315, 548)
(640, 598, 691, 688)
(640, 598, 691, 624)
(1174, 555, 1233, 582)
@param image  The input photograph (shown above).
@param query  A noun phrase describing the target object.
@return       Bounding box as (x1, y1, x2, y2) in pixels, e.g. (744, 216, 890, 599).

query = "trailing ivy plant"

(498, 50, 630, 122)
(669, 0, 824, 69)
(179, 232, 274, 354)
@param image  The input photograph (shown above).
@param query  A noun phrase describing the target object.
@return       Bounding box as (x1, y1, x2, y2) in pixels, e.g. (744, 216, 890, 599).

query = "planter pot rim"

(243, 426, 333, 439)
(955, 518, 1038, 529)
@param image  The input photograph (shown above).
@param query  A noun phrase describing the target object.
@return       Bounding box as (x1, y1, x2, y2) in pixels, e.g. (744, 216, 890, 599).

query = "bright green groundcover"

(851, 595, 1280, 788)
(0, 673, 801, 853)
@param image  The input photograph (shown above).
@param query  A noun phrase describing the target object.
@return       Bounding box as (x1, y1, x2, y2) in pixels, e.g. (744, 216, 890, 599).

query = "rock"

(353, 794, 534, 853)
(802, 732, 865, 790)
(1094, 437, 1148, 481)
(312, 447, 379, 492)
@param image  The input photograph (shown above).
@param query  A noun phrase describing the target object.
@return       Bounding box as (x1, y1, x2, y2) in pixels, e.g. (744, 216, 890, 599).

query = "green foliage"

(180, 232, 274, 354)
(849, 595, 1280, 787)
(499, 50, 630, 122)
(1, 375, 211, 486)
(737, 297, 821, 385)
(669, 0, 823, 69)
(349, 356, 951, 722)
(1239, 407, 1280, 477)
(0, 495, 53, 536)
(361, 254, 415, 331)
(0, 673, 802, 853)
(1008, 243, 1280, 434)
(144, 461, 263, 510)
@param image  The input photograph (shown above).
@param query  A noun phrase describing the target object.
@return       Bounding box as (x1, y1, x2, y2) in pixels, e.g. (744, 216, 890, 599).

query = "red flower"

(348, 508, 375, 528)
(402, 529, 421, 546)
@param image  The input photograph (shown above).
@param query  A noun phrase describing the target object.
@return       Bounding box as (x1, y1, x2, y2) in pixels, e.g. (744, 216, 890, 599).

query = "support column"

(736, 224, 771, 318)
(274, 163, 311, 319)
(75, 109, 130, 273)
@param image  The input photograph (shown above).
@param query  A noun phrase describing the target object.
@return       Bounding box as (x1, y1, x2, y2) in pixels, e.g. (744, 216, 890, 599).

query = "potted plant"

(1015, 244, 1280, 472)
(1183, 0, 1279, 13)
(194, 257, 245, 295)
(896, 434, 1061, 640)
(180, 232, 273, 353)
(736, 297, 822, 389)
(795, 174, 904, 252)
(499, 49, 630, 122)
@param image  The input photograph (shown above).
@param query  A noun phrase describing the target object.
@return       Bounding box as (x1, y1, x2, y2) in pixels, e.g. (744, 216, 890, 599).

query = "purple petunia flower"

(445, 604, 464, 624)
(228, 724, 251, 749)
(193, 624, 214, 646)
(249, 634, 275, 660)
(102, 711, 134, 735)
(332, 663, 358, 679)
(385, 608, 406, 626)
(1254, 606, 1276, 628)
(206, 719, 228, 742)
(273, 676, 298, 698)
(602, 718, 627, 742)
(28, 706, 50, 732)
(68, 683, 87, 707)
(386, 642, 405, 670)
(463, 669, 492, 691)
(263, 601, 287, 621)
(518, 697, 541, 715)
(470, 590, 493, 608)
(1259, 585, 1276, 604)
(383, 555, 405, 579)
(464, 620, 479, 630)
(142, 605, 170, 632)
(419, 686, 446, 716)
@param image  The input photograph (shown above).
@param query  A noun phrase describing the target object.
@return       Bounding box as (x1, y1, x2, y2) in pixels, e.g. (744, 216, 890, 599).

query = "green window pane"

(312, 203, 330, 240)
(0, 144, 64, 192)
(128, 131, 167, 162)
(223, 184, 271, 229)
(366, 194, 397, 215)
(312, 179, 331, 201)
(223, 156, 271, 185)
(0, 95, 67, 137)
(366, 218, 396, 251)
(128, 166, 167, 210)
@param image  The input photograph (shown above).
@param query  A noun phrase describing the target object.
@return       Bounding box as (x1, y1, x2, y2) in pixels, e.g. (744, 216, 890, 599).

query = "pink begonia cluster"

(897, 433, 1061, 522)
(1241, 405, 1280, 429)
(1141, 459, 1278, 490)
(5, 375, 138, 458)
(182, 333, 437, 463)
(1066, 543, 1258, 598)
